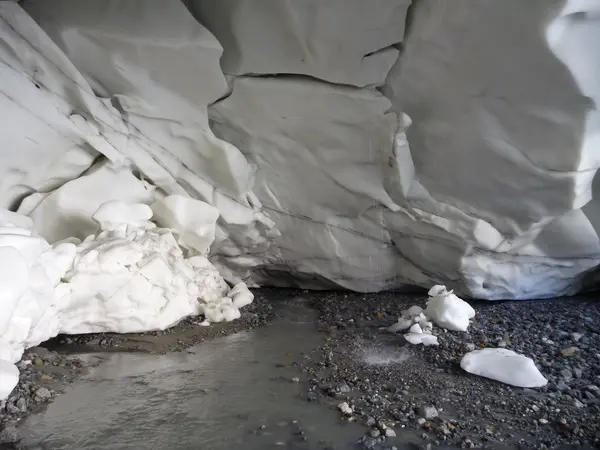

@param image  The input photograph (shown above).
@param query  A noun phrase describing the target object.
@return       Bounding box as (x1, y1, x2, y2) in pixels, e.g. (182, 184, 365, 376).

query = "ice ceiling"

(2, 0, 600, 300)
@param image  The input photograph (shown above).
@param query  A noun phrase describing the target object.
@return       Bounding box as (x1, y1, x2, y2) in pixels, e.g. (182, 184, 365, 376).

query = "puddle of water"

(19, 301, 365, 450)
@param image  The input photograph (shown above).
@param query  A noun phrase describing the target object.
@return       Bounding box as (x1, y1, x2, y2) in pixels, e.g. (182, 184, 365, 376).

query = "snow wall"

(2, 0, 600, 301)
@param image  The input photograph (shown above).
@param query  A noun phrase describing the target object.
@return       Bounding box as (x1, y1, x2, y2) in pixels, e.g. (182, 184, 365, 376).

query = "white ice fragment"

(460, 348, 548, 388)
(151, 195, 220, 254)
(404, 333, 439, 346)
(92, 201, 153, 231)
(388, 318, 413, 333)
(425, 285, 475, 331)
(0, 359, 19, 400)
(228, 282, 254, 309)
(409, 323, 423, 334)
(402, 305, 423, 319)
(338, 402, 353, 415)
(421, 320, 433, 334)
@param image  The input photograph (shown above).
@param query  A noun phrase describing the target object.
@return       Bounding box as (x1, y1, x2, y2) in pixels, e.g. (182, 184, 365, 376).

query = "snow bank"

(460, 348, 548, 388)
(0, 202, 253, 400)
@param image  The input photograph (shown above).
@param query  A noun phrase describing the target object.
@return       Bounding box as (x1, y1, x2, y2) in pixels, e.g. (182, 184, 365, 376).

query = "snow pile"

(389, 285, 474, 345)
(460, 348, 548, 388)
(425, 285, 476, 332)
(0, 201, 253, 400)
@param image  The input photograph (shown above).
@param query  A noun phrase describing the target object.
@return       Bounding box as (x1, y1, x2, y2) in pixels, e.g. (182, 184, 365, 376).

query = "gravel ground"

(299, 291, 600, 449)
(0, 289, 277, 449)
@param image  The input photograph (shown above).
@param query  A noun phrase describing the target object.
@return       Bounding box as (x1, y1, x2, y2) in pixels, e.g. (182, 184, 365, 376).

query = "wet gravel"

(299, 291, 600, 449)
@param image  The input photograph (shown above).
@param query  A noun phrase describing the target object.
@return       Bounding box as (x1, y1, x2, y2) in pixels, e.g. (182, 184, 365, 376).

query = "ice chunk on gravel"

(460, 348, 548, 388)
(404, 333, 439, 346)
(425, 285, 475, 331)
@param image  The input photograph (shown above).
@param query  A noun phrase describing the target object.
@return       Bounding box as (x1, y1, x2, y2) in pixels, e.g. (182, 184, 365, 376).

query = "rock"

(370, 429, 381, 438)
(385, 428, 396, 437)
(561, 347, 580, 357)
(338, 402, 353, 415)
(574, 399, 584, 408)
(571, 332, 583, 342)
(15, 397, 26, 412)
(421, 406, 439, 420)
(35, 387, 52, 400)
(362, 437, 378, 449)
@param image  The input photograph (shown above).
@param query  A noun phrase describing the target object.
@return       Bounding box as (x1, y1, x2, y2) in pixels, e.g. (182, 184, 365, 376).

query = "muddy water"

(19, 300, 365, 450)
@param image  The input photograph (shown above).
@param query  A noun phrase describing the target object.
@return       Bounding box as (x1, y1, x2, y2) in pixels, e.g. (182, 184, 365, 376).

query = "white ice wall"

(1, 0, 598, 299)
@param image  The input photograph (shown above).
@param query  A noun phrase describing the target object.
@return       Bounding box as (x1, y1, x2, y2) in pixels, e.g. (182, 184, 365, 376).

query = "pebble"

(338, 402, 353, 415)
(370, 429, 381, 438)
(384, 428, 396, 437)
(362, 437, 377, 449)
(35, 387, 52, 400)
(421, 406, 439, 420)
(561, 347, 579, 357)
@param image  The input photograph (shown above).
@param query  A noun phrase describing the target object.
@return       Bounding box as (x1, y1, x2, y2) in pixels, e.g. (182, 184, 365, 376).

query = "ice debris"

(388, 285, 473, 346)
(0, 201, 253, 400)
(460, 348, 548, 388)
(425, 285, 475, 332)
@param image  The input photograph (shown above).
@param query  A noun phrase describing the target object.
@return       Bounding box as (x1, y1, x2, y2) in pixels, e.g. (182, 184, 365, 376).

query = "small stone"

(35, 387, 52, 400)
(465, 343, 476, 351)
(573, 368, 583, 379)
(420, 406, 439, 419)
(571, 332, 583, 342)
(574, 399, 584, 408)
(385, 428, 396, 437)
(366, 416, 376, 427)
(370, 429, 381, 438)
(362, 437, 377, 449)
(338, 402, 353, 415)
(291, 377, 300, 383)
(15, 397, 26, 412)
(417, 418, 427, 426)
(337, 382, 351, 393)
(560, 347, 579, 357)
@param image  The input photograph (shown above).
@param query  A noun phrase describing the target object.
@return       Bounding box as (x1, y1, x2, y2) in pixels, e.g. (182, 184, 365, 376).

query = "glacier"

(0, 0, 599, 398)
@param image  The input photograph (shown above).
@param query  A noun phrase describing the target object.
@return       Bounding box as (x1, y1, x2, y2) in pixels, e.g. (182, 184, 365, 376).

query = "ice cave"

(1, 0, 600, 448)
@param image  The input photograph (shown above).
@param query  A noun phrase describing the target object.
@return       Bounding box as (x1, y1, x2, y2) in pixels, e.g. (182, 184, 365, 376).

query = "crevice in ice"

(220, 72, 366, 91)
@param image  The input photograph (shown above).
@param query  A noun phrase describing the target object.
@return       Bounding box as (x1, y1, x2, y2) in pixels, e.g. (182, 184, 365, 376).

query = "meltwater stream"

(19, 300, 365, 450)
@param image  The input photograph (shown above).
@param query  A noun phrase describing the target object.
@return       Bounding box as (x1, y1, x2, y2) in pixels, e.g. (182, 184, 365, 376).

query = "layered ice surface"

(0, 201, 254, 400)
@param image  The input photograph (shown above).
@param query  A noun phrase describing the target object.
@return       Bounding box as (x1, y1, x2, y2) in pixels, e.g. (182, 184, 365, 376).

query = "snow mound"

(0, 202, 253, 400)
(425, 285, 475, 332)
(460, 348, 548, 388)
